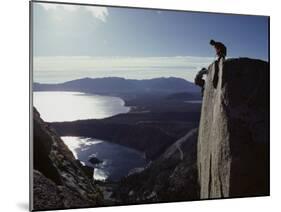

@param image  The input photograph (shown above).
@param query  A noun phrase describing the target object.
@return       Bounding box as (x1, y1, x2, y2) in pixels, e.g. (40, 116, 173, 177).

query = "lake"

(34, 91, 148, 181)
(62, 136, 147, 181)
(33, 91, 130, 122)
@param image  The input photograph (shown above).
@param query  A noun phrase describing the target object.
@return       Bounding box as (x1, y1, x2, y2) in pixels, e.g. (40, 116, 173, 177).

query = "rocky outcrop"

(115, 128, 199, 203)
(197, 58, 269, 199)
(32, 108, 103, 210)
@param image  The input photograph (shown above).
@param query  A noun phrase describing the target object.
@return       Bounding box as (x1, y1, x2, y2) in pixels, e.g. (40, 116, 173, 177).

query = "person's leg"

(201, 87, 204, 97)
(219, 51, 226, 62)
(201, 80, 205, 96)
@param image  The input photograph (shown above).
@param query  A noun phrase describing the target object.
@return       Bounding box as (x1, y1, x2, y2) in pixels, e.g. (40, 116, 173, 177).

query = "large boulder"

(197, 58, 269, 199)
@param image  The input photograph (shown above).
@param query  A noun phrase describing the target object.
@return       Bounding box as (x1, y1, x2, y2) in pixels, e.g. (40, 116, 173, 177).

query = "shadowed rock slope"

(114, 128, 199, 203)
(197, 58, 269, 199)
(32, 108, 102, 210)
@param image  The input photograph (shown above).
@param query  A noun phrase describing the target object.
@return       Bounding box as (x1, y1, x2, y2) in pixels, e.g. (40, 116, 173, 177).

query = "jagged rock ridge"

(32, 108, 102, 210)
(197, 58, 269, 199)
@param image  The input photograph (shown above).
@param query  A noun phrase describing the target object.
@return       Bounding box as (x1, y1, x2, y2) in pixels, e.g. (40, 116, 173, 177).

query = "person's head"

(210, 39, 215, 45)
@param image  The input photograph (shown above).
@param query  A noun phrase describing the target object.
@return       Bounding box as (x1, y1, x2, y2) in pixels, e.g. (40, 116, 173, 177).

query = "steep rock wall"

(197, 58, 269, 199)
(33, 108, 102, 210)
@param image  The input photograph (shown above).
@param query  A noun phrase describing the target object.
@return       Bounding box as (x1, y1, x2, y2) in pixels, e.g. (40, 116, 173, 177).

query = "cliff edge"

(197, 58, 269, 199)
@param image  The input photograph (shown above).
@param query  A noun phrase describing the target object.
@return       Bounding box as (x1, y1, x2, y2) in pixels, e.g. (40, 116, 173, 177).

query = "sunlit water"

(62, 136, 148, 181)
(33, 91, 130, 122)
(34, 91, 148, 181)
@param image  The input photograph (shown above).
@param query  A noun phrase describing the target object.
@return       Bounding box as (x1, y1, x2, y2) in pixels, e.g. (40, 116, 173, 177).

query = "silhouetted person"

(210, 39, 227, 88)
(194, 68, 208, 96)
(210, 39, 227, 62)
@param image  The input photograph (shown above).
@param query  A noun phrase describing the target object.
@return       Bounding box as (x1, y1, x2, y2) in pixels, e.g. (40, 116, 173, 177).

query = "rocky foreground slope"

(32, 108, 102, 210)
(114, 128, 199, 203)
(198, 58, 269, 199)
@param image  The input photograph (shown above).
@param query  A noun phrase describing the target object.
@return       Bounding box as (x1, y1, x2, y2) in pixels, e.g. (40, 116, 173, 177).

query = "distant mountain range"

(33, 77, 200, 94)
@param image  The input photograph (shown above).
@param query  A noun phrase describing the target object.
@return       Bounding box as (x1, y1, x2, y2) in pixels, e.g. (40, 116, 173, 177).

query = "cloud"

(87, 7, 108, 22)
(34, 56, 213, 71)
(39, 3, 109, 22)
(33, 56, 213, 83)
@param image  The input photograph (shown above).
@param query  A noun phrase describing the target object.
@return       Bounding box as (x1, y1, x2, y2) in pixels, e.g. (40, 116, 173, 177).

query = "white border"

(1, 0, 280, 212)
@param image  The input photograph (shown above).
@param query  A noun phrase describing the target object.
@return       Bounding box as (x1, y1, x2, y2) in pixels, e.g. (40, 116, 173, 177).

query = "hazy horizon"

(33, 55, 215, 83)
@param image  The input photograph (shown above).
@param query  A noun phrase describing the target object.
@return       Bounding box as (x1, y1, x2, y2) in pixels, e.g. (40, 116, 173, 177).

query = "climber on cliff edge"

(194, 68, 208, 97)
(194, 40, 227, 96)
(210, 39, 227, 88)
(210, 39, 227, 62)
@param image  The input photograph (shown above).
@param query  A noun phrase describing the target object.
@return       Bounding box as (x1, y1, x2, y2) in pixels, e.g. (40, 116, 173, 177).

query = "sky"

(32, 2, 269, 83)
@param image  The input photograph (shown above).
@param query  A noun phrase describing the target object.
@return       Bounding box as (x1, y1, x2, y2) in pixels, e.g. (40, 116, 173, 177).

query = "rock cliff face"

(32, 108, 102, 210)
(197, 58, 269, 199)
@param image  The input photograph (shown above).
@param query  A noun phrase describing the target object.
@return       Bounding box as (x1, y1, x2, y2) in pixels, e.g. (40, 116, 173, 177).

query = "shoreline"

(33, 90, 150, 113)
(61, 135, 149, 183)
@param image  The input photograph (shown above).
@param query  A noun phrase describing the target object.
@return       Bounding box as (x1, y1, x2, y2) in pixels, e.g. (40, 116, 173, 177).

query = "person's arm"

(198, 68, 207, 76)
